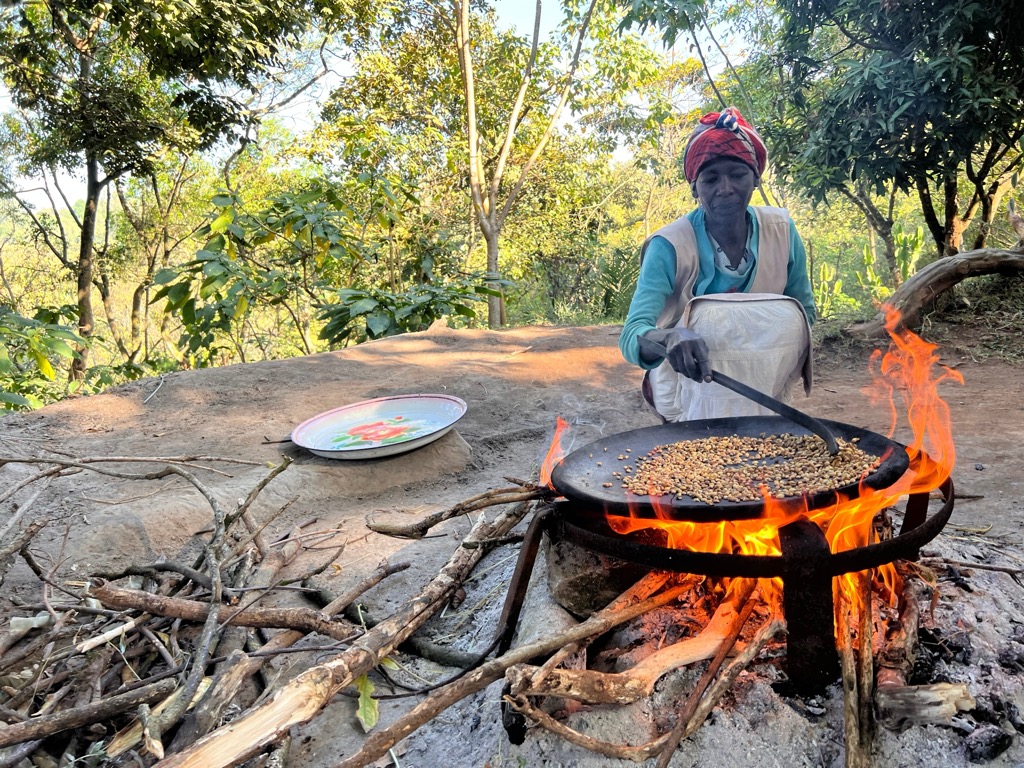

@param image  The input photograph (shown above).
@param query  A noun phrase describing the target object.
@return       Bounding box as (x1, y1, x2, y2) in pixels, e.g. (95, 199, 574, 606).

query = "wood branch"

(152, 499, 535, 768)
(654, 580, 758, 768)
(875, 683, 976, 731)
(838, 603, 866, 768)
(105, 679, 213, 758)
(920, 557, 1024, 577)
(503, 616, 785, 764)
(529, 572, 673, 688)
(335, 578, 694, 768)
(674, 617, 786, 741)
(876, 570, 932, 688)
(857, 574, 875, 750)
(0, 678, 176, 748)
(169, 533, 303, 751)
(366, 486, 545, 539)
(507, 580, 753, 705)
(86, 580, 360, 642)
(847, 248, 1024, 337)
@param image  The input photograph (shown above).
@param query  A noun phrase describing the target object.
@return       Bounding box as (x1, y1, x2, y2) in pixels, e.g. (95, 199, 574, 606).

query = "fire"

(545, 306, 960, 633)
(540, 416, 570, 489)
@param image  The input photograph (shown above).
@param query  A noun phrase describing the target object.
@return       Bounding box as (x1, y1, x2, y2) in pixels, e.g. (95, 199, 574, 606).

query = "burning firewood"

(503, 612, 786, 763)
(333, 575, 695, 768)
(506, 579, 756, 706)
(872, 565, 977, 731)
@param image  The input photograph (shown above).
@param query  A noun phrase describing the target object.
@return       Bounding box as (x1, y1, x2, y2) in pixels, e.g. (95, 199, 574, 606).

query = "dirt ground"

(2, 316, 1023, 766)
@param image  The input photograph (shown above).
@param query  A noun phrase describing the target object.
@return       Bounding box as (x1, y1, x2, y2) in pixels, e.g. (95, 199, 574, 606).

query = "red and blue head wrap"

(682, 107, 767, 183)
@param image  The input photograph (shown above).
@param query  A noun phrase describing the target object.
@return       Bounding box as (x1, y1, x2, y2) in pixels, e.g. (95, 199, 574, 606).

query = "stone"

(965, 724, 1013, 764)
(543, 535, 649, 616)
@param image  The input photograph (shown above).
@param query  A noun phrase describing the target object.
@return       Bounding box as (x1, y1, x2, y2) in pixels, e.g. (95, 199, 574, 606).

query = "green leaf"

(45, 339, 76, 359)
(153, 268, 179, 285)
(355, 674, 378, 732)
(365, 312, 391, 337)
(209, 209, 234, 234)
(0, 392, 32, 408)
(347, 298, 379, 316)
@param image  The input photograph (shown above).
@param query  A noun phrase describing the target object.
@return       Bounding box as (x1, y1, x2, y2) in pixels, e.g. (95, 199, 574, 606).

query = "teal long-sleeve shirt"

(619, 206, 817, 370)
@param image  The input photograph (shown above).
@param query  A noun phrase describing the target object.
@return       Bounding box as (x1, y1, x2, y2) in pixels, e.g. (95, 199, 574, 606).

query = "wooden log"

(152, 500, 535, 768)
(0, 678, 176, 748)
(501, 616, 786, 764)
(876, 570, 931, 690)
(87, 580, 360, 642)
(847, 248, 1024, 338)
(875, 683, 976, 731)
(336, 580, 694, 768)
(838, 607, 866, 768)
(507, 580, 750, 705)
(654, 580, 758, 768)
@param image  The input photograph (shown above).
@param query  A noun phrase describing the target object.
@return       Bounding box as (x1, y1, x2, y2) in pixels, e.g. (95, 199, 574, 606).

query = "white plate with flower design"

(291, 394, 468, 460)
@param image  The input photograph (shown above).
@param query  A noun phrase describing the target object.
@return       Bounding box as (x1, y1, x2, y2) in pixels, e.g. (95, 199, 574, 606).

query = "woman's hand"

(639, 328, 712, 382)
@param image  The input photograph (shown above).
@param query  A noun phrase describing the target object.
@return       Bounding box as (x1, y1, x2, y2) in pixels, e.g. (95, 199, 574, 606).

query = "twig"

(920, 557, 1024, 577)
(76, 613, 152, 654)
(94, 561, 214, 590)
(143, 375, 166, 404)
(87, 581, 360, 642)
(0, 678, 177, 748)
(223, 459, 294, 543)
(332, 577, 695, 768)
(80, 480, 177, 505)
(366, 486, 546, 539)
(0, 479, 50, 541)
(0, 466, 69, 506)
(146, 463, 229, 743)
(654, 579, 758, 768)
(154, 499, 534, 768)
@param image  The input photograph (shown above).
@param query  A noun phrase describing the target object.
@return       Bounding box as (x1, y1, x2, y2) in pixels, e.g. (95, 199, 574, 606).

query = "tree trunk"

(846, 186, 898, 285)
(484, 228, 501, 329)
(846, 247, 1024, 338)
(71, 155, 100, 380)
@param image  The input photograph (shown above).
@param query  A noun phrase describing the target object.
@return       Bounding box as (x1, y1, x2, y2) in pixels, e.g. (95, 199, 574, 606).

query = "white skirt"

(647, 293, 812, 423)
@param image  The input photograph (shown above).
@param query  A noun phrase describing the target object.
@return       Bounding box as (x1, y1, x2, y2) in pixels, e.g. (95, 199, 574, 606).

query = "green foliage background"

(1, 0, 1022, 410)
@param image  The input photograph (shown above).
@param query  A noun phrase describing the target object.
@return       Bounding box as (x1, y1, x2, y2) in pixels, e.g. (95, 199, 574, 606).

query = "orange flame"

(541, 307, 960, 636)
(540, 416, 570, 489)
(613, 306, 958, 617)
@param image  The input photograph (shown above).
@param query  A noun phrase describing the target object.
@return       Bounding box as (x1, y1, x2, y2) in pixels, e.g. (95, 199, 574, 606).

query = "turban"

(682, 107, 767, 183)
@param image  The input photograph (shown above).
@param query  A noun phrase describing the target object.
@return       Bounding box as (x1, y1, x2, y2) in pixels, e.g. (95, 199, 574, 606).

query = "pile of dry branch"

(0, 452, 974, 768)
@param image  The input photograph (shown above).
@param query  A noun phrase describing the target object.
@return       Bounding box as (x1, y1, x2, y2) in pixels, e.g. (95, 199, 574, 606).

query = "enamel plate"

(291, 394, 468, 460)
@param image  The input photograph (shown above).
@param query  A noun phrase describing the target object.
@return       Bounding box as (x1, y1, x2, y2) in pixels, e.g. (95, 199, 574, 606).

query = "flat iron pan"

(549, 416, 909, 522)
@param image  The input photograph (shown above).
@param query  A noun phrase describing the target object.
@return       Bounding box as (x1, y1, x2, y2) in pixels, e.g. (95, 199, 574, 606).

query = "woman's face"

(693, 158, 757, 221)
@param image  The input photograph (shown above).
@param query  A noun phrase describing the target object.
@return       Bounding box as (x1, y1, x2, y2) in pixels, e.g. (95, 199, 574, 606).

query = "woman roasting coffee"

(619, 107, 817, 423)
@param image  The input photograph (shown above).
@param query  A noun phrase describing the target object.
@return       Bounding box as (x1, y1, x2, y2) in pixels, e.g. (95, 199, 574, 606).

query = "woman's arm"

(618, 236, 678, 368)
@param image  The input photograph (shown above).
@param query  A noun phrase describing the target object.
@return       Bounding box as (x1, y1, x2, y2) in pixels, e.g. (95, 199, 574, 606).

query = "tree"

(767, 0, 1024, 259)
(0, 0, 374, 378)
(319, 0, 666, 328)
